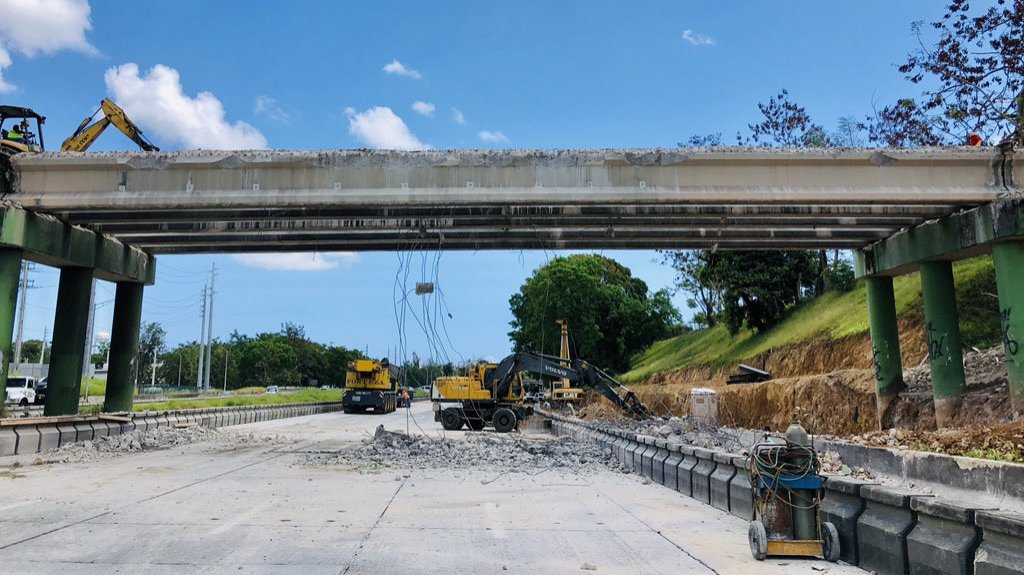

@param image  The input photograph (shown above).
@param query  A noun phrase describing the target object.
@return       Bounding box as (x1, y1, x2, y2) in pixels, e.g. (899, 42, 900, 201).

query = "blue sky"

(2, 0, 963, 366)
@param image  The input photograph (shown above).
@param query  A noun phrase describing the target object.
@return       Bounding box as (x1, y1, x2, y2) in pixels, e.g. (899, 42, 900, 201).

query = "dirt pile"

(304, 424, 621, 473)
(38, 427, 282, 464)
(883, 346, 1012, 430)
(845, 421, 1024, 462)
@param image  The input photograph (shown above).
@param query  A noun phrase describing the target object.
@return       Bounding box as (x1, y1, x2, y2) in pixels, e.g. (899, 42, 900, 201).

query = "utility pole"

(203, 263, 216, 390)
(13, 261, 28, 370)
(39, 325, 47, 364)
(82, 278, 97, 401)
(196, 284, 207, 390)
(150, 360, 162, 388)
(223, 348, 229, 391)
(177, 355, 182, 388)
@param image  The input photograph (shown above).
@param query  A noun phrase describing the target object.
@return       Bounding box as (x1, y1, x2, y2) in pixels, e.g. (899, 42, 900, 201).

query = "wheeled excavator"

(432, 351, 650, 433)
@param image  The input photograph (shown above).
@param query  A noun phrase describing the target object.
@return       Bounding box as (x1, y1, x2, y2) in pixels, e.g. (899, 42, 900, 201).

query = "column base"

(934, 395, 963, 429)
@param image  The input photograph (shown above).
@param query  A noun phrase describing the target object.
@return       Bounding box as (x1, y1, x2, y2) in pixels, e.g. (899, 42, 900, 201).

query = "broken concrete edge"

(543, 410, 1024, 573)
(0, 401, 344, 457)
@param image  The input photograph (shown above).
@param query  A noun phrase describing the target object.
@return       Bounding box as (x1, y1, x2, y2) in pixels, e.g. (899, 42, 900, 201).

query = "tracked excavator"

(432, 351, 650, 432)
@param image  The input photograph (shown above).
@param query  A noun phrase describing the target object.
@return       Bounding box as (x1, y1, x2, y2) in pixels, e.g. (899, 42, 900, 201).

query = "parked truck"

(343, 358, 399, 414)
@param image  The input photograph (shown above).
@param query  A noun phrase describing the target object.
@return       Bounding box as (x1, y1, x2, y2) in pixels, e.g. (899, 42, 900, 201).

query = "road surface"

(0, 402, 864, 574)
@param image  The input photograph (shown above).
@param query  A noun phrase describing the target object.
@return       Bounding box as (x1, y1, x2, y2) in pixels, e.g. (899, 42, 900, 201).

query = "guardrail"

(545, 412, 1024, 575)
(0, 401, 344, 457)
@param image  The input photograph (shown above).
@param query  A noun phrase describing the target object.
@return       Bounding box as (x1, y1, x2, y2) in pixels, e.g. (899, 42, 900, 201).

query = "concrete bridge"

(2, 147, 1022, 426)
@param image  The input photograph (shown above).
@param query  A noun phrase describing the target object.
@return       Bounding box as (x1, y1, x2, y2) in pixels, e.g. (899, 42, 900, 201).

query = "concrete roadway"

(0, 403, 865, 574)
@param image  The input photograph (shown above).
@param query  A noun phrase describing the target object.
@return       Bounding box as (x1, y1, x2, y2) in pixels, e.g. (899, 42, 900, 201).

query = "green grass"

(129, 388, 342, 412)
(622, 255, 999, 382)
(80, 379, 106, 397)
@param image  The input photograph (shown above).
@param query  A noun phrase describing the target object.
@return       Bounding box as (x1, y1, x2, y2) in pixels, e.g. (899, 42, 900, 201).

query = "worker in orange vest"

(402, 389, 410, 408)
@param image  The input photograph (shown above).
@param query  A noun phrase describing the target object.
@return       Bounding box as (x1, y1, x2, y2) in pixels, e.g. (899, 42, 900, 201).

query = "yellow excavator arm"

(61, 98, 159, 152)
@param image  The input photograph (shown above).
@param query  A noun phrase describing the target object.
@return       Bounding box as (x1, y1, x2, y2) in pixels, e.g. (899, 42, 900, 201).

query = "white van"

(5, 376, 37, 406)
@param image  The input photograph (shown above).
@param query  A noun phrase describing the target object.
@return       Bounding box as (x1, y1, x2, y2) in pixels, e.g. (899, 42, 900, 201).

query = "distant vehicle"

(4, 376, 37, 406)
(266, 385, 279, 395)
(35, 376, 48, 404)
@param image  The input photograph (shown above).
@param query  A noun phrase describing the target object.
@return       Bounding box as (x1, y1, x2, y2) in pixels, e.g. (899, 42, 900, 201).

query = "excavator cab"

(0, 106, 46, 155)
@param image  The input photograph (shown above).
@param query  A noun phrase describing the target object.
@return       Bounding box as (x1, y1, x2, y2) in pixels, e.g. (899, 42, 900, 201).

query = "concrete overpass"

(2, 147, 1022, 428)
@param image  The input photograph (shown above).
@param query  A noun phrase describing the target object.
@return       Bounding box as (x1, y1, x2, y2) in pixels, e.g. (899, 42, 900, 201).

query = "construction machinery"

(432, 351, 650, 433)
(1, 106, 46, 155)
(61, 98, 159, 152)
(343, 358, 400, 414)
(550, 320, 586, 407)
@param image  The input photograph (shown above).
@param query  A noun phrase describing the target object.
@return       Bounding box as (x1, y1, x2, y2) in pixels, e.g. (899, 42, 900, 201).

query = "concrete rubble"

(303, 424, 624, 473)
(35, 426, 282, 464)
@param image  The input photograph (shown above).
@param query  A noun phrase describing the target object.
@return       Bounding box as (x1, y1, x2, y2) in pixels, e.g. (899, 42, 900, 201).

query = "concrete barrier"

(858, 486, 931, 575)
(907, 497, 990, 575)
(676, 446, 698, 497)
(691, 448, 716, 505)
(973, 510, 1024, 575)
(663, 443, 684, 492)
(653, 439, 670, 485)
(822, 476, 874, 565)
(639, 436, 656, 479)
(728, 455, 753, 521)
(626, 436, 643, 473)
(0, 402, 345, 456)
(710, 452, 736, 513)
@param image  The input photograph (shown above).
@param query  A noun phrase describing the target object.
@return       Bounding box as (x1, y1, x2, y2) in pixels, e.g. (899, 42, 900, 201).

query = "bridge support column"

(920, 261, 966, 428)
(45, 266, 93, 416)
(0, 248, 22, 405)
(993, 241, 1024, 419)
(103, 281, 144, 413)
(866, 276, 905, 427)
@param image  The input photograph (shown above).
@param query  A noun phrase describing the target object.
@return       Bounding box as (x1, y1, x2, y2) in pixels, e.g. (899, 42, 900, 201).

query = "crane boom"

(61, 98, 159, 152)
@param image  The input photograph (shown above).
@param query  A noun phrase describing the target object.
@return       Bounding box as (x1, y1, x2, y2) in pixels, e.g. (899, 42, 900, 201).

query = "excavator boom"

(61, 98, 159, 152)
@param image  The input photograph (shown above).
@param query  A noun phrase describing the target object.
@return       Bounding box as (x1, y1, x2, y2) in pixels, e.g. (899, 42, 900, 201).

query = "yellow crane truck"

(432, 352, 650, 432)
(343, 358, 400, 414)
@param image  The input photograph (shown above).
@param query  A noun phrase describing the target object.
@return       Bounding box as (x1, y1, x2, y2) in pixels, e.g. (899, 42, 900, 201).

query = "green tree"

(137, 322, 166, 387)
(237, 338, 299, 387)
(659, 251, 725, 328)
(715, 252, 817, 335)
(508, 254, 680, 373)
(20, 339, 50, 364)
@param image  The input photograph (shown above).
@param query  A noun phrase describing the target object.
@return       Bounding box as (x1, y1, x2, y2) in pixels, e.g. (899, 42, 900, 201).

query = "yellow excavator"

(1, 98, 158, 156)
(61, 98, 159, 152)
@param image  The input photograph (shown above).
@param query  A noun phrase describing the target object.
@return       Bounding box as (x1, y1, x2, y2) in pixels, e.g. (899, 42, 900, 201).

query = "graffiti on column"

(871, 345, 883, 383)
(926, 322, 946, 361)
(1002, 308, 1019, 356)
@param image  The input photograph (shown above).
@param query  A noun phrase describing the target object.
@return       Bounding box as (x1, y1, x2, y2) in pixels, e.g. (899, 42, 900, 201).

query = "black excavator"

(432, 351, 650, 432)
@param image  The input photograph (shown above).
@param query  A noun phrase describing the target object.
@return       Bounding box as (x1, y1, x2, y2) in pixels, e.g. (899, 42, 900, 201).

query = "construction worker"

(6, 124, 24, 142)
(402, 388, 410, 408)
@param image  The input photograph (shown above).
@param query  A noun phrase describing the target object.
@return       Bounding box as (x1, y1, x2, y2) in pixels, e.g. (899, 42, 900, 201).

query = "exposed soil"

(844, 421, 1024, 463)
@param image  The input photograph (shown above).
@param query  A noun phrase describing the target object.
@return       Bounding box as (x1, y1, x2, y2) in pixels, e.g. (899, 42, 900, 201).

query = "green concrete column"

(45, 266, 93, 416)
(866, 276, 905, 426)
(0, 248, 22, 405)
(993, 241, 1024, 420)
(919, 261, 966, 428)
(103, 281, 144, 413)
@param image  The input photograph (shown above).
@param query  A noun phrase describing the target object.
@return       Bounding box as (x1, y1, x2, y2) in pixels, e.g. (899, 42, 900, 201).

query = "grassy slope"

(622, 256, 999, 383)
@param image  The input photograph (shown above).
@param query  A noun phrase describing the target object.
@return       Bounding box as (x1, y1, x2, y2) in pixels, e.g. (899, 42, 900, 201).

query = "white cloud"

(253, 95, 291, 123)
(232, 252, 360, 272)
(477, 130, 508, 144)
(344, 106, 429, 150)
(682, 29, 715, 46)
(412, 101, 435, 117)
(382, 59, 421, 79)
(105, 63, 268, 150)
(0, 0, 96, 91)
(452, 108, 466, 125)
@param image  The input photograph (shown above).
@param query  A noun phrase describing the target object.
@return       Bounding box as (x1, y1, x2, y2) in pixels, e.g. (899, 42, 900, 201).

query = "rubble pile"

(305, 424, 623, 472)
(903, 346, 1007, 392)
(38, 426, 281, 464)
(846, 421, 1024, 462)
(618, 416, 751, 454)
(817, 449, 876, 480)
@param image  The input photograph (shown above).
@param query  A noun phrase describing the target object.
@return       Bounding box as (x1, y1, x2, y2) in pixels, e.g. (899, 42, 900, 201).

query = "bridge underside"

(5, 146, 1024, 424)
(9, 148, 1008, 253)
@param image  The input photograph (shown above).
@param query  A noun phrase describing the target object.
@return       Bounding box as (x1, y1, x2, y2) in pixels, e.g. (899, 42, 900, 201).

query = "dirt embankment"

(610, 314, 1012, 436)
